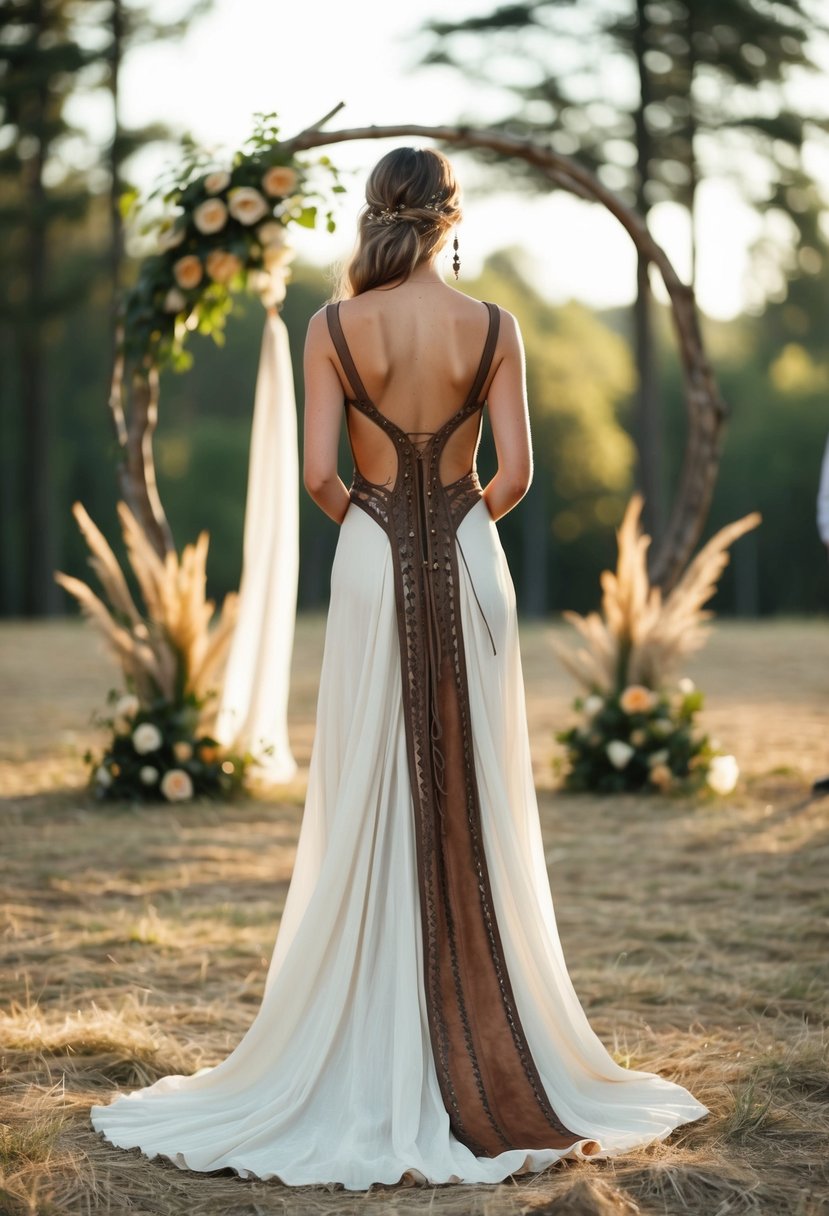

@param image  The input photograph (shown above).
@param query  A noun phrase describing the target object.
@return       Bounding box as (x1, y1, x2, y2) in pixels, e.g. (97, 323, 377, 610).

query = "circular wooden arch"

(116, 107, 728, 592)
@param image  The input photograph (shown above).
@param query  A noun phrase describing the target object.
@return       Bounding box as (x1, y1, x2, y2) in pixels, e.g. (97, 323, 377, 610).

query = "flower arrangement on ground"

(56, 501, 249, 803)
(554, 494, 760, 795)
(89, 690, 247, 803)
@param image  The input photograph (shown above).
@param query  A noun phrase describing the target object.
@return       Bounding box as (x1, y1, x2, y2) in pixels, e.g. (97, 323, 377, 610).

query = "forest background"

(2, 0, 828, 622)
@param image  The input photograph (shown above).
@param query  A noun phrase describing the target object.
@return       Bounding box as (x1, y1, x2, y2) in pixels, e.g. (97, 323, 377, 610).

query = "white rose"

(115, 694, 140, 719)
(583, 694, 604, 718)
(678, 677, 695, 694)
(95, 765, 112, 787)
(160, 768, 194, 802)
(707, 754, 739, 795)
(228, 186, 269, 226)
(204, 169, 231, 195)
(163, 287, 187, 314)
(193, 198, 228, 235)
(139, 766, 159, 785)
(257, 220, 287, 248)
(607, 740, 634, 770)
(132, 722, 163, 755)
(648, 749, 670, 766)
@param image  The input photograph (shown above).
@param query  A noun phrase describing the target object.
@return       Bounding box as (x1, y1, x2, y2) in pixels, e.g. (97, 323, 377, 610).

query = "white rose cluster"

(132, 722, 162, 755)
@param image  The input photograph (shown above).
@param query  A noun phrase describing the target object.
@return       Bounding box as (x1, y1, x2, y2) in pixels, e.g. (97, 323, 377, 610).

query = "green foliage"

(89, 689, 250, 804)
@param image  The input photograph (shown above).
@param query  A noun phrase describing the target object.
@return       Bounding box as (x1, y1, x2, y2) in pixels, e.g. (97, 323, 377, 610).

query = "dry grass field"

(1, 617, 828, 1216)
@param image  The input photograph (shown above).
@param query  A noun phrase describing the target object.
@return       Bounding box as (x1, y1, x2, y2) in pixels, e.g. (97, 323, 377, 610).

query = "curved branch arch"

(282, 116, 729, 590)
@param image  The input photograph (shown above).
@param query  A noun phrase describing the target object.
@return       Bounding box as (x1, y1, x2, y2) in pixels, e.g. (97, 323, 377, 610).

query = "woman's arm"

(303, 309, 351, 525)
(482, 309, 533, 522)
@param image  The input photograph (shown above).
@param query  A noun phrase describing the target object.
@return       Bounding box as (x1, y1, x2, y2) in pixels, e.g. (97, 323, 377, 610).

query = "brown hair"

(337, 147, 461, 298)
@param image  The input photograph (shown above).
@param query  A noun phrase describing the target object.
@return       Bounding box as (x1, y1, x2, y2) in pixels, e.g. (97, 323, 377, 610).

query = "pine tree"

(0, 0, 95, 614)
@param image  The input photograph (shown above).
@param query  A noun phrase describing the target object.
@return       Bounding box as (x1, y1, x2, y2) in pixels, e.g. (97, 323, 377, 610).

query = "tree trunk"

(21, 0, 59, 615)
(632, 0, 664, 543)
(119, 369, 175, 556)
(686, 4, 699, 291)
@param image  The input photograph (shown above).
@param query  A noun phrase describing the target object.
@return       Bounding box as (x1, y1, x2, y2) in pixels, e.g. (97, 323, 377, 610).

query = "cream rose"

(619, 685, 656, 714)
(257, 220, 287, 248)
(583, 694, 604, 718)
(193, 198, 228, 235)
(678, 676, 696, 695)
(263, 244, 295, 274)
(160, 768, 194, 802)
(173, 254, 203, 290)
(95, 765, 112, 787)
(204, 169, 231, 195)
(172, 741, 193, 762)
(262, 165, 298, 197)
(132, 722, 163, 755)
(139, 766, 159, 785)
(228, 186, 269, 226)
(648, 749, 670, 767)
(205, 249, 243, 284)
(163, 287, 187, 314)
(606, 740, 634, 770)
(707, 754, 739, 795)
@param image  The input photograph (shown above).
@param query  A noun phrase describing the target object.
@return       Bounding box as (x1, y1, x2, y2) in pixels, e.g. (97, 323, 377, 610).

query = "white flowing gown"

(91, 302, 707, 1190)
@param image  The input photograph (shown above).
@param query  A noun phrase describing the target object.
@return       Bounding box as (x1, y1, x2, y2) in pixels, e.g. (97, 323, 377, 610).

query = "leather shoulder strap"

(466, 302, 501, 405)
(325, 302, 370, 402)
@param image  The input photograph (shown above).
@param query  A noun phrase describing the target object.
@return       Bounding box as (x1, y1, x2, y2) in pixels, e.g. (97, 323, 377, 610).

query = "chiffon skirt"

(90, 497, 707, 1189)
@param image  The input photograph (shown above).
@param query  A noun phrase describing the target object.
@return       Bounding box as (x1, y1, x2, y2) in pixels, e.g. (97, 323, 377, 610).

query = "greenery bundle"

(554, 494, 759, 795)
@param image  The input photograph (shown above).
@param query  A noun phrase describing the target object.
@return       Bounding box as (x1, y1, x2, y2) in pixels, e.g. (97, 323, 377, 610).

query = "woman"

(91, 147, 707, 1189)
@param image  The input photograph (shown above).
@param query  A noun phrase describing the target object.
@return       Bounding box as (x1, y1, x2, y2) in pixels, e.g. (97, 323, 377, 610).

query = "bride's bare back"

(304, 277, 532, 525)
(331, 284, 500, 488)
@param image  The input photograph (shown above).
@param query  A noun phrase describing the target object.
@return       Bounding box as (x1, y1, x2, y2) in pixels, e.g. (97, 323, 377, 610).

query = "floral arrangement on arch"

(122, 112, 344, 371)
(553, 494, 759, 796)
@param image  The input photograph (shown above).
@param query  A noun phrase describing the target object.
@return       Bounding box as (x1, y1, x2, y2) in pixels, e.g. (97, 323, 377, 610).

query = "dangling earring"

(452, 233, 460, 280)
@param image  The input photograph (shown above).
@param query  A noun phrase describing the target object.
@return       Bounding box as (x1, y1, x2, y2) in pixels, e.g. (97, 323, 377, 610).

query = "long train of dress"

(91, 481, 707, 1189)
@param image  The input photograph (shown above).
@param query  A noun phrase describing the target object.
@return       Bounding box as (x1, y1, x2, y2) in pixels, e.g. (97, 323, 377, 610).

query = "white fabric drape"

(215, 311, 297, 782)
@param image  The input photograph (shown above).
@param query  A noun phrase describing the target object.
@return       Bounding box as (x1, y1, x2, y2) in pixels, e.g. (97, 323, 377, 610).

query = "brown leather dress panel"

(325, 301, 584, 1158)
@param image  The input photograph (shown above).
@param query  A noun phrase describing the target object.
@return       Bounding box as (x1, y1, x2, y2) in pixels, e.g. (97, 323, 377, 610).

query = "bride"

(91, 145, 708, 1189)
